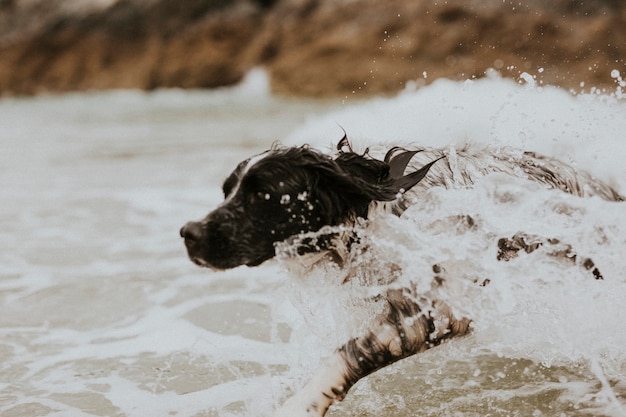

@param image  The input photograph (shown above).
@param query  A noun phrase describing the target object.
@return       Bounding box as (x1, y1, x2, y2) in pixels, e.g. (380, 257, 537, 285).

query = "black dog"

(181, 136, 622, 416)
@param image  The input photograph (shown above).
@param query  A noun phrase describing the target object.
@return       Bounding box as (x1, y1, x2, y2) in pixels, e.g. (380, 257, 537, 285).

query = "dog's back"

(374, 144, 623, 217)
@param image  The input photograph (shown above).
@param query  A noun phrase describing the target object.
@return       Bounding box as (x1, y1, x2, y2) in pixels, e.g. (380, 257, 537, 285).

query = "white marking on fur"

(446, 145, 464, 187)
(223, 152, 268, 204)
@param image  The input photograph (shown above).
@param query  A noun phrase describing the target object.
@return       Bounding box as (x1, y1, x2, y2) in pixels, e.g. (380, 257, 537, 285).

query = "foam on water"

(1, 71, 625, 417)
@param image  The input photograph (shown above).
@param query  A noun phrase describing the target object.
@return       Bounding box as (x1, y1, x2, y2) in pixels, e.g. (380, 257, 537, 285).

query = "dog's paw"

(274, 395, 328, 417)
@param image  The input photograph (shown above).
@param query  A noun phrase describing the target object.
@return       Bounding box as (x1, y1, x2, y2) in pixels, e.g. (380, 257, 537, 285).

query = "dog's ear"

(388, 156, 444, 197)
(384, 147, 421, 178)
(304, 143, 443, 221)
(331, 151, 443, 202)
(384, 147, 446, 197)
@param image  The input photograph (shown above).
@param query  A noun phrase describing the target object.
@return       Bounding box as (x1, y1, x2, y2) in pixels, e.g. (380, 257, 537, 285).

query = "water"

(1, 71, 625, 417)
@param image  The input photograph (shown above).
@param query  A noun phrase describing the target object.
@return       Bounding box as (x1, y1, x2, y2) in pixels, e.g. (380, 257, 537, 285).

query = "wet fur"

(181, 137, 622, 417)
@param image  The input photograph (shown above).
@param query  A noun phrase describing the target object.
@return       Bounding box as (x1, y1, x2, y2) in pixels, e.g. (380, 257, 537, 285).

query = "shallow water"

(1, 72, 625, 417)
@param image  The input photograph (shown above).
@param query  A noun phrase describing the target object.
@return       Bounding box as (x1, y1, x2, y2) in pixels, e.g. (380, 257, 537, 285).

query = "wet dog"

(180, 136, 622, 417)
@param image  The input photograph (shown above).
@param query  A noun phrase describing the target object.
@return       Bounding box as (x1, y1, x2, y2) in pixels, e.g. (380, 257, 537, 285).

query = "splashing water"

(275, 172, 626, 416)
(278, 74, 626, 417)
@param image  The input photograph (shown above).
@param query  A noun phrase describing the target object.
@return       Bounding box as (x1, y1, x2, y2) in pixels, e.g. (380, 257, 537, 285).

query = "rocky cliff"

(0, 0, 624, 97)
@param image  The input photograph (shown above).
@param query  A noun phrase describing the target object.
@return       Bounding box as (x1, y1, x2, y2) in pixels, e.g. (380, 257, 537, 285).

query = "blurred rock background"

(0, 0, 624, 97)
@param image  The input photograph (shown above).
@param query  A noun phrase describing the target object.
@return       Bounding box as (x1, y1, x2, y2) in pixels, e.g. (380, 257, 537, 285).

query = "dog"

(180, 135, 623, 417)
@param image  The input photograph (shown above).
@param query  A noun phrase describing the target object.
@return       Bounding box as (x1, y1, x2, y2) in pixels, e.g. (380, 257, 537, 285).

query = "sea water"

(1, 70, 625, 417)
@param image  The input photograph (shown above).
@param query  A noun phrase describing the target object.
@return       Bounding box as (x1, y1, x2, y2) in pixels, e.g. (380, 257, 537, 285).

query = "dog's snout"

(180, 221, 203, 242)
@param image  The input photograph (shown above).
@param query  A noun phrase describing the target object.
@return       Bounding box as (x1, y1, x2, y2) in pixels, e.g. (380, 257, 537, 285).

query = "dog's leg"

(275, 289, 471, 417)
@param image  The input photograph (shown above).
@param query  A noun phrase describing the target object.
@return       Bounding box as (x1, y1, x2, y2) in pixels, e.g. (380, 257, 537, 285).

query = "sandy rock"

(0, 0, 624, 97)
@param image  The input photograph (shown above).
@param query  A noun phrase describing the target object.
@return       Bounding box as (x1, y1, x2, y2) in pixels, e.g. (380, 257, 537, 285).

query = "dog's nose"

(180, 221, 203, 242)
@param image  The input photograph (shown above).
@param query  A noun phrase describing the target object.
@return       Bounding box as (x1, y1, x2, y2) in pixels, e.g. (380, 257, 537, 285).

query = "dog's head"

(181, 141, 441, 270)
